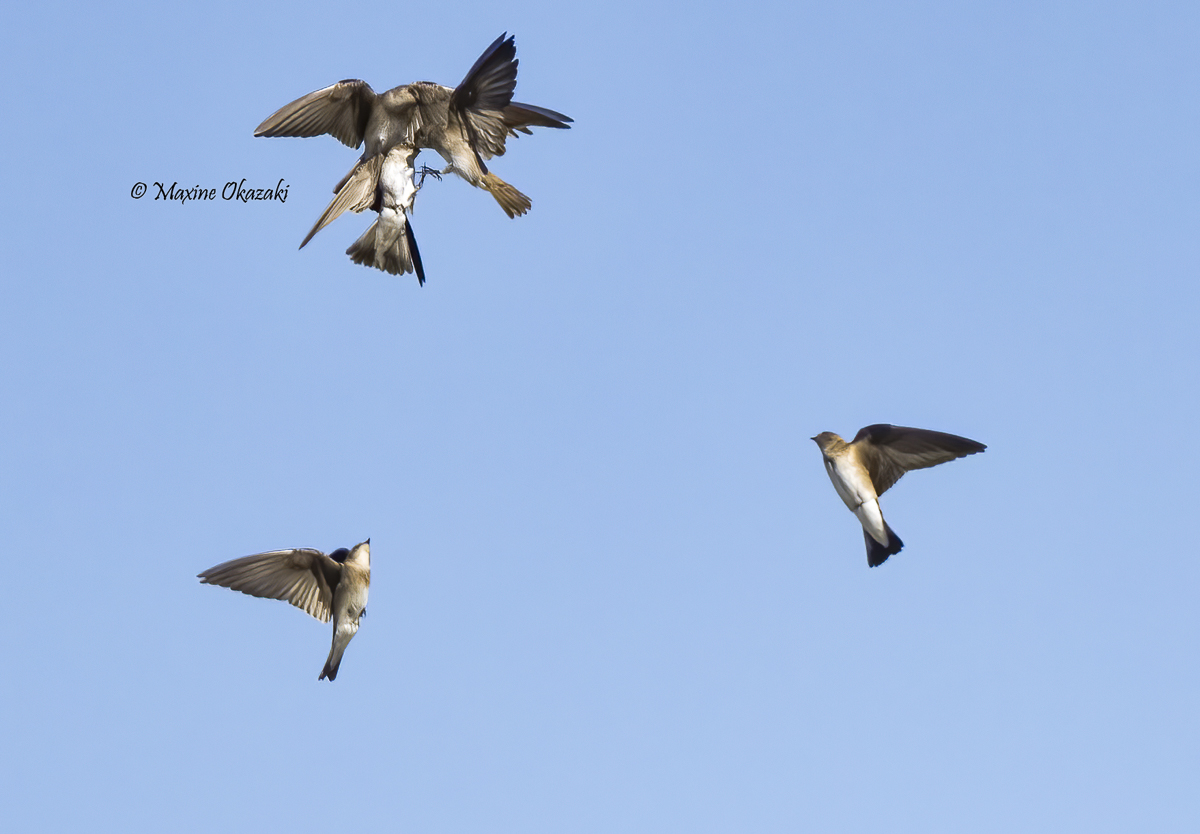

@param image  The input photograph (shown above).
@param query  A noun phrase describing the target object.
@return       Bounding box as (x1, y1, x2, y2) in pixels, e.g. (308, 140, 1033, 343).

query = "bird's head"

(810, 432, 845, 455)
(348, 539, 371, 568)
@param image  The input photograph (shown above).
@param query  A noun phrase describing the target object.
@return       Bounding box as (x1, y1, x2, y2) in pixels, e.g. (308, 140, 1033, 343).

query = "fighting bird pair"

(254, 33, 572, 285)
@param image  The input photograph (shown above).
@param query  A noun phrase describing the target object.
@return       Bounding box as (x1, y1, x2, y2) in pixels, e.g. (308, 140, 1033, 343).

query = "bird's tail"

(319, 633, 352, 682)
(865, 523, 904, 568)
(346, 218, 426, 285)
(319, 650, 343, 681)
(481, 172, 531, 218)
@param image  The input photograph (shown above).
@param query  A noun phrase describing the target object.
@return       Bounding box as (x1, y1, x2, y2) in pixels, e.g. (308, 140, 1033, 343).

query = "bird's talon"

(416, 166, 444, 189)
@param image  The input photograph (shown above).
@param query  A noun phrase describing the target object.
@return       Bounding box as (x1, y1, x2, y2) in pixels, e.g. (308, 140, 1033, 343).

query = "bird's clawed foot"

(417, 166, 444, 189)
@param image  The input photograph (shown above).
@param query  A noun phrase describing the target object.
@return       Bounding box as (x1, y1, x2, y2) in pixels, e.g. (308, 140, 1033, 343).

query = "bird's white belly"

(380, 155, 417, 213)
(825, 459, 872, 510)
(825, 459, 889, 544)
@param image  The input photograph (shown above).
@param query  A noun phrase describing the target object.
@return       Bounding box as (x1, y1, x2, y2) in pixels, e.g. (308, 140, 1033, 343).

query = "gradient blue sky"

(3, 1, 1198, 831)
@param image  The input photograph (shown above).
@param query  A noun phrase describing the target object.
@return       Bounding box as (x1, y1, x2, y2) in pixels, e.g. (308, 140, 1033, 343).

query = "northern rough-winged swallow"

(300, 145, 426, 284)
(811, 425, 985, 567)
(198, 539, 371, 680)
(344, 145, 426, 282)
(254, 33, 571, 219)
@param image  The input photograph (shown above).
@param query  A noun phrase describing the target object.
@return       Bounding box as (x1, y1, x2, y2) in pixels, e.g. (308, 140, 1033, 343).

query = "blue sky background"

(3, 1, 1198, 831)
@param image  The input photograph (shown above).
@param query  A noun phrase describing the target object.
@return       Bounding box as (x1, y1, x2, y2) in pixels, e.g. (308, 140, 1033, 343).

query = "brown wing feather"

(854, 424, 986, 496)
(198, 548, 342, 623)
(450, 34, 518, 114)
(450, 35, 522, 161)
(504, 102, 573, 134)
(299, 156, 382, 248)
(254, 80, 377, 149)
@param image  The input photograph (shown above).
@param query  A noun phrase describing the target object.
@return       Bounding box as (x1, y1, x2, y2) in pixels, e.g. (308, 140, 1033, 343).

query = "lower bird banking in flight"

(811, 425, 986, 567)
(198, 540, 371, 680)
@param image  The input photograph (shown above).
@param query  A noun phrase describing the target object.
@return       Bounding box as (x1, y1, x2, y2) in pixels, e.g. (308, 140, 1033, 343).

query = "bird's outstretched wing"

(450, 33, 519, 114)
(198, 548, 343, 623)
(254, 80, 378, 149)
(503, 102, 573, 137)
(300, 156, 383, 248)
(854, 424, 986, 496)
(450, 34, 522, 162)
